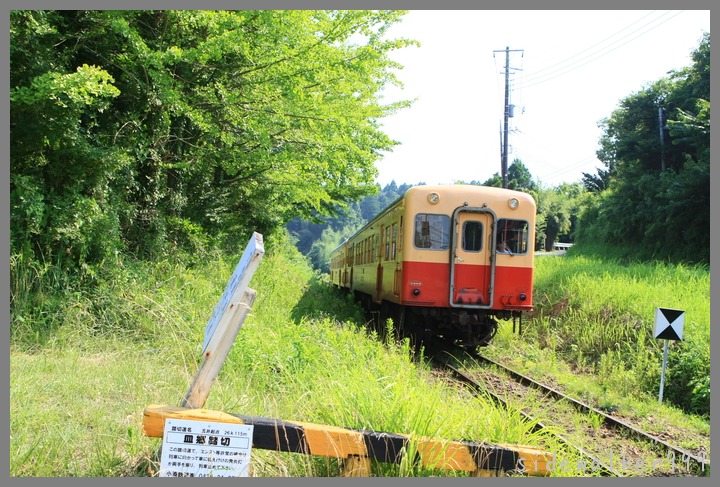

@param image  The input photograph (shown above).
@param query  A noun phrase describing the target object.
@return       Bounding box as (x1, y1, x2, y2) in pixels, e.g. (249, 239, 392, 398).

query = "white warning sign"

(653, 307, 685, 341)
(159, 418, 254, 477)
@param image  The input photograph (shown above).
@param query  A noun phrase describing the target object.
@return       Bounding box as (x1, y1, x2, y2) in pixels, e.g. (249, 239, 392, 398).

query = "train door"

(449, 209, 494, 308)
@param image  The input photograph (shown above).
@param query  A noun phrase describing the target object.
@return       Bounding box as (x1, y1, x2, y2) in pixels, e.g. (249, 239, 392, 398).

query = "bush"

(664, 337, 710, 417)
(531, 252, 709, 417)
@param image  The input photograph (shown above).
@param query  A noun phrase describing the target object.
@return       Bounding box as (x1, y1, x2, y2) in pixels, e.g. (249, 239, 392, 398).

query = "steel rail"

(440, 360, 623, 477)
(468, 351, 710, 473)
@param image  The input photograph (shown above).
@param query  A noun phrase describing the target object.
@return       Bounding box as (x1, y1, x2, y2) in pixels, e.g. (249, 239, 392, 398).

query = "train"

(329, 184, 536, 348)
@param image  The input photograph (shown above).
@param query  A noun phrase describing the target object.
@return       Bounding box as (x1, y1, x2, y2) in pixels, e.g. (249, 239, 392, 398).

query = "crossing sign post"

(654, 307, 685, 404)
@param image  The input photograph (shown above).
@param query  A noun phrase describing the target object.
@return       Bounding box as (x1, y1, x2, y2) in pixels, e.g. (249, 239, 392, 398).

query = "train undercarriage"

(355, 291, 518, 350)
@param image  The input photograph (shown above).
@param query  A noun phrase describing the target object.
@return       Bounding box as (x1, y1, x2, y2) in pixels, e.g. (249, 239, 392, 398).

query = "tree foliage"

(481, 158, 537, 194)
(288, 181, 412, 271)
(10, 10, 415, 268)
(534, 182, 586, 251)
(577, 33, 710, 264)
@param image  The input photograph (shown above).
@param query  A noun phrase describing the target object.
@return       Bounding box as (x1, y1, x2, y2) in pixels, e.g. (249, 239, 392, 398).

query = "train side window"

(414, 214, 450, 250)
(496, 218, 530, 254)
(392, 222, 398, 260)
(398, 216, 403, 255)
(462, 221, 483, 252)
(374, 234, 379, 262)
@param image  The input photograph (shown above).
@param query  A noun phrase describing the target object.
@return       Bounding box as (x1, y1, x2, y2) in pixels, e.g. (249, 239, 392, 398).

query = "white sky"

(374, 10, 711, 188)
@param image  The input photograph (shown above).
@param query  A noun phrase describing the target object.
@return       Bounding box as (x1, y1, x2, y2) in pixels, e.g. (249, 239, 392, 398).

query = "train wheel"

(476, 317, 498, 347)
(457, 316, 498, 350)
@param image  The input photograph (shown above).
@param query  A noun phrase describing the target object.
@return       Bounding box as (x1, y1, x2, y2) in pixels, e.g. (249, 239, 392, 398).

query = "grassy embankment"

(10, 236, 709, 476)
(10, 233, 573, 477)
(483, 247, 710, 447)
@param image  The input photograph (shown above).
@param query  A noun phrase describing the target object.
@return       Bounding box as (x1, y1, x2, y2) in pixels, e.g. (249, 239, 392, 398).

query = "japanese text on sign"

(160, 419, 254, 477)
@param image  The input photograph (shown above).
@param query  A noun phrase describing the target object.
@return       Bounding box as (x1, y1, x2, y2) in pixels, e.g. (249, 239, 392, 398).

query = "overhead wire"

(520, 10, 685, 90)
(504, 11, 688, 183)
(520, 10, 662, 80)
(492, 11, 689, 183)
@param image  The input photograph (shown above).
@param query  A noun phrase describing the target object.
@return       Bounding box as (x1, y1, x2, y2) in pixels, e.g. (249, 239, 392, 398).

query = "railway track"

(425, 341, 710, 477)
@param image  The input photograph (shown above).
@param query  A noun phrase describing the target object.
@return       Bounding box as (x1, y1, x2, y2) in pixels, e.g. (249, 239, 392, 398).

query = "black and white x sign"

(653, 307, 685, 341)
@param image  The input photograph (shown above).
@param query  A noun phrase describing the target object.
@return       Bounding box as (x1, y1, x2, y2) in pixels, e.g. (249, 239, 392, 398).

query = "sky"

(373, 10, 711, 188)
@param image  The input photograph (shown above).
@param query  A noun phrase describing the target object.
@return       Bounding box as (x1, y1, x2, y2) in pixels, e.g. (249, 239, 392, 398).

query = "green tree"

(481, 158, 537, 194)
(576, 33, 709, 263)
(11, 11, 127, 266)
(534, 184, 579, 251)
(506, 159, 537, 193)
(10, 10, 416, 269)
(480, 173, 503, 188)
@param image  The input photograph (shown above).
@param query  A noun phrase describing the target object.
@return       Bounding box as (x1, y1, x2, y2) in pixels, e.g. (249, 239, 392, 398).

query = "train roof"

(330, 184, 536, 253)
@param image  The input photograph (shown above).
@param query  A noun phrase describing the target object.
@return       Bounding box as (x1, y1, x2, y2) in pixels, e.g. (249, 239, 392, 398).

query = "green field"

(9, 235, 710, 476)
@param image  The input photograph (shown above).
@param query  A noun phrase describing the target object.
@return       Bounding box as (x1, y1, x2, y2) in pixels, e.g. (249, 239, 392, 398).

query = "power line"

(489, 11, 689, 185)
(521, 10, 664, 80)
(521, 10, 680, 86)
(520, 10, 685, 89)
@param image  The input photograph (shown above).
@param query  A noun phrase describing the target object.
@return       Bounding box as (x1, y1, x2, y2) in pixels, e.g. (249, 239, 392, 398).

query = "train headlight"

(412, 288, 421, 297)
(508, 197, 519, 209)
(427, 192, 440, 205)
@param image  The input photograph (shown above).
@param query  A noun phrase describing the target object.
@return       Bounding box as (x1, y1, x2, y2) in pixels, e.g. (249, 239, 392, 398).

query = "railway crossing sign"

(653, 307, 685, 341)
(202, 232, 264, 354)
(184, 232, 264, 410)
(654, 307, 685, 404)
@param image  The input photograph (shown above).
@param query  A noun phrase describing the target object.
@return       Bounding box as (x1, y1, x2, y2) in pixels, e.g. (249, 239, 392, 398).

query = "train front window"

(496, 218, 530, 254)
(414, 214, 450, 250)
(462, 221, 483, 252)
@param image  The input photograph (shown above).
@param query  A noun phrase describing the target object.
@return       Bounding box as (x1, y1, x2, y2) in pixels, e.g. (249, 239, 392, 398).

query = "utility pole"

(494, 46, 523, 188)
(658, 107, 667, 171)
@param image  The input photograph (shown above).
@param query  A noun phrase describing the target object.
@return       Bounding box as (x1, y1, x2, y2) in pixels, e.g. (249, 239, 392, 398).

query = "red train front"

(330, 184, 536, 348)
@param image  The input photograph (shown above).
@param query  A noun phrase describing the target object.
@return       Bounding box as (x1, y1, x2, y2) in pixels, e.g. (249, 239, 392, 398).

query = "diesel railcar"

(329, 184, 536, 348)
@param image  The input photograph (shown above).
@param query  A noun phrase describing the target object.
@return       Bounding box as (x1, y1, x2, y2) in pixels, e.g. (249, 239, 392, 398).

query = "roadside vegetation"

(11, 231, 580, 477)
(483, 247, 710, 434)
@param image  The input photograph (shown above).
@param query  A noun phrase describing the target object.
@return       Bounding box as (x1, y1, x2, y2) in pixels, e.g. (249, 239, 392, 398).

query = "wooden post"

(202, 232, 264, 354)
(341, 455, 372, 477)
(183, 289, 256, 409)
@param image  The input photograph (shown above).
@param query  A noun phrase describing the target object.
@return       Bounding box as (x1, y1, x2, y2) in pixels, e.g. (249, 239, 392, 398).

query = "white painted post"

(183, 289, 256, 409)
(653, 307, 685, 405)
(658, 339, 669, 404)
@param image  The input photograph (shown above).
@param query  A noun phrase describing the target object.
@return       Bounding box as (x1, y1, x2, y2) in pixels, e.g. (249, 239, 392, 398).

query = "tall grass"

(491, 251, 710, 417)
(10, 231, 565, 477)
